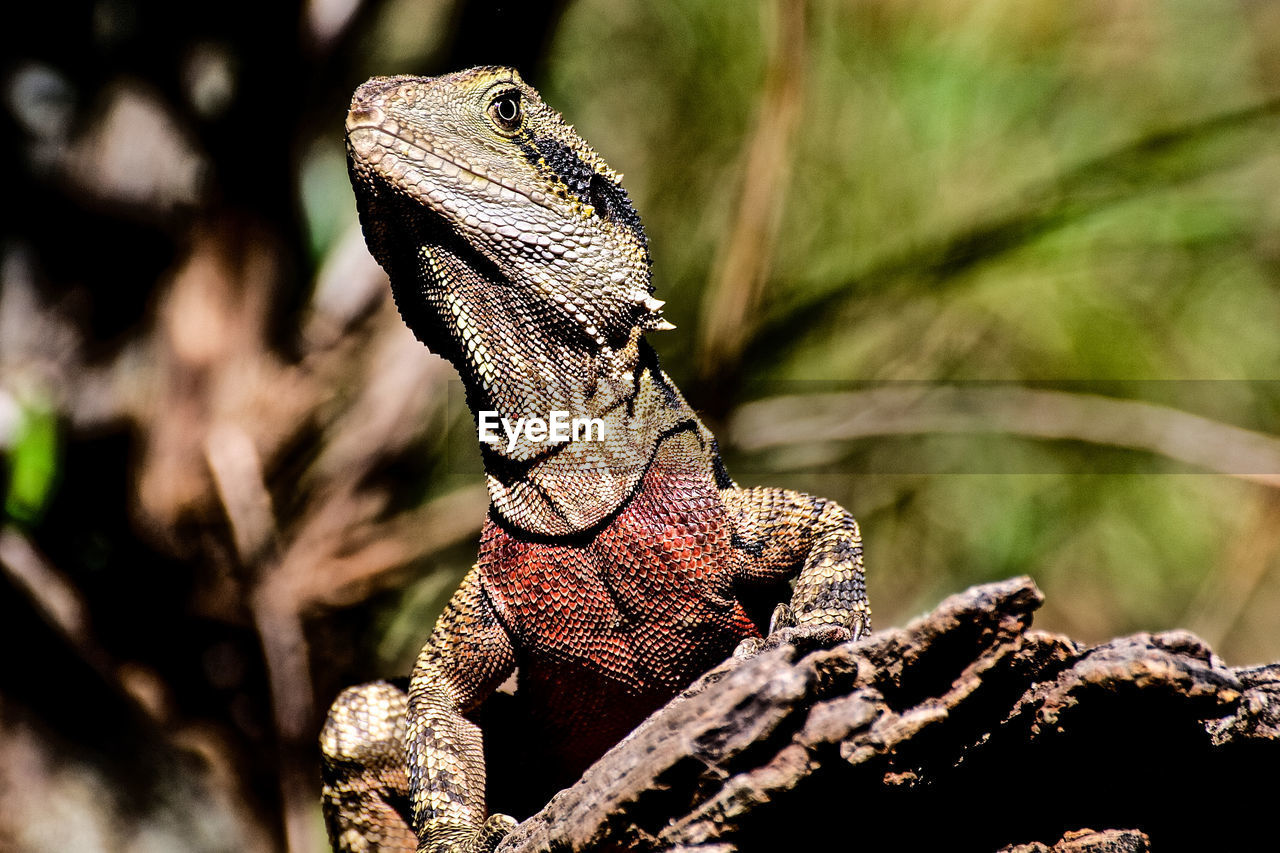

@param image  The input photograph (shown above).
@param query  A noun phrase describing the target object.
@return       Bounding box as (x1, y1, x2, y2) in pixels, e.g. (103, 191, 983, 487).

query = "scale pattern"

(324, 66, 871, 853)
(479, 430, 760, 784)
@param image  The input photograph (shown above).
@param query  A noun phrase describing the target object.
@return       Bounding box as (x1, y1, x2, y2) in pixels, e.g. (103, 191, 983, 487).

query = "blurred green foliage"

(3, 399, 59, 525)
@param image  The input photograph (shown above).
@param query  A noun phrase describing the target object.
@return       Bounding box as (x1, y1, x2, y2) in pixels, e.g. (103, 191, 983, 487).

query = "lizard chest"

(476, 457, 759, 770)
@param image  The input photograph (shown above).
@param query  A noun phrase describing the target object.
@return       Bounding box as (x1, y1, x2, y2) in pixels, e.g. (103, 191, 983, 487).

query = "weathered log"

(1000, 827, 1151, 853)
(493, 577, 1280, 852)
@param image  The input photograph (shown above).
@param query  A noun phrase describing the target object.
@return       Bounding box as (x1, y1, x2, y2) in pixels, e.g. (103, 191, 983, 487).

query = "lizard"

(320, 66, 871, 853)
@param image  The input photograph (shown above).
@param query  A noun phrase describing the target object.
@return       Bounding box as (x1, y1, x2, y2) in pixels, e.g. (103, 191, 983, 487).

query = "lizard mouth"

(345, 122, 554, 215)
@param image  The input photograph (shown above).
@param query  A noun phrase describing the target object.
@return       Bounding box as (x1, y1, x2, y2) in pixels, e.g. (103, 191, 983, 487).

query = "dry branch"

(494, 577, 1279, 853)
(731, 386, 1280, 488)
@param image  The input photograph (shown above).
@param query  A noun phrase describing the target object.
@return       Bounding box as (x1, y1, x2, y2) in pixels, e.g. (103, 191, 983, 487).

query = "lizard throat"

(413, 242, 682, 538)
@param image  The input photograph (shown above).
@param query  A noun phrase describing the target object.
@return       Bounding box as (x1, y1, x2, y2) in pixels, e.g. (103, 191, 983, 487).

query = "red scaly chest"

(477, 451, 758, 778)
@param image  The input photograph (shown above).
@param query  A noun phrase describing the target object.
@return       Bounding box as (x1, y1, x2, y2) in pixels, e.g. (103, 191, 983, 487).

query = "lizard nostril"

(346, 102, 385, 132)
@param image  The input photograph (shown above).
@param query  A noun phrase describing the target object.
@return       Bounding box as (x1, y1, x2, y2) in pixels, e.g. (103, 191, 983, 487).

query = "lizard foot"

(775, 599, 870, 641)
(421, 814, 517, 853)
(733, 604, 855, 660)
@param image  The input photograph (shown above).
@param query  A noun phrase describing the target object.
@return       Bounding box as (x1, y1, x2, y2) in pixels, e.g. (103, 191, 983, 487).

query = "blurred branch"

(730, 386, 1280, 488)
(0, 526, 90, 656)
(205, 423, 321, 853)
(301, 483, 488, 610)
(1184, 490, 1280, 654)
(206, 423, 280, 568)
(697, 0, 807, 385)
(752, 95, 1280, 364)
(123, 216, 467, 851)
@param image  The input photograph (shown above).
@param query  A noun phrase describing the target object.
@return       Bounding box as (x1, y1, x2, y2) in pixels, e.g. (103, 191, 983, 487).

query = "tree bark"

(494, 577, 1280, 852)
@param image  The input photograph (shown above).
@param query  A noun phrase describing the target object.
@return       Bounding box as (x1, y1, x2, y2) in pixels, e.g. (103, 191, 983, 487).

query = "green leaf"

(4, 402, 59, 525)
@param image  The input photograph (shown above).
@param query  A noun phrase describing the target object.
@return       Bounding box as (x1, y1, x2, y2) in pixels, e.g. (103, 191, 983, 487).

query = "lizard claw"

(768, 602, 795, 634)
(764, 623, 853, 653)
(421, 814, 516, 853)
(472, 814, 517, 852)
(732, 635, 764, 660)
(733, 604, 855, 661)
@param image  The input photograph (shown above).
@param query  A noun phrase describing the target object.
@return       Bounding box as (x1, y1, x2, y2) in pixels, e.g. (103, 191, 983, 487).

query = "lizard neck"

(405, 241, 695, 538)
(477, 339, 694, 539)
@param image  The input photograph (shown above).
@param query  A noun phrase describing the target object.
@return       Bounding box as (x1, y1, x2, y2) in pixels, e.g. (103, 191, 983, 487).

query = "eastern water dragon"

(321, 66, 870, 853)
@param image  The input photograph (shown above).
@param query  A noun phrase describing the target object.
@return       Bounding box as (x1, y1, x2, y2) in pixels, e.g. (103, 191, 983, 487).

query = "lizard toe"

(762, 623, 852, 654)
(469, 814, 517, 853)
(732, 636, 764, 660)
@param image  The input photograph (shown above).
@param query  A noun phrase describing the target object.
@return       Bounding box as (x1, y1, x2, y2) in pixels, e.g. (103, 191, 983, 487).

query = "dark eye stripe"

(520, 134, 648, 257)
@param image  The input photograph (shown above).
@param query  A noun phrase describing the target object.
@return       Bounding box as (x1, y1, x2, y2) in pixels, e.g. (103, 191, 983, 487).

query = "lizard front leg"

(723, 487, 871, 651)
(406, 568, 517, 853)
(322, 567, 516, 853)
(322, 680, 418, 853)
(406, 674, 515, 853)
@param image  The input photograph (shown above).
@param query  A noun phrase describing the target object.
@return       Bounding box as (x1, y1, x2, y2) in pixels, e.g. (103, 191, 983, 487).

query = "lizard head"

(346, 68, 687, 535)
(345, 66, 671, 361)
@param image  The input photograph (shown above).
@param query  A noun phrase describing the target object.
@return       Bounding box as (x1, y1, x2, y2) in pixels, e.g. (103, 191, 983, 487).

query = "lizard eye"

(489, 91, 523, 133)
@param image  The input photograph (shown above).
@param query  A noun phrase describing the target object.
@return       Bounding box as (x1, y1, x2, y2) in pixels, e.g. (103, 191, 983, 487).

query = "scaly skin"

(321, 67, 870, 853)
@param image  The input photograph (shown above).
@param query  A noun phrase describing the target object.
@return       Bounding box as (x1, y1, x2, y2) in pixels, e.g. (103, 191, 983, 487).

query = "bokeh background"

(3, 1, 1279, 850)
